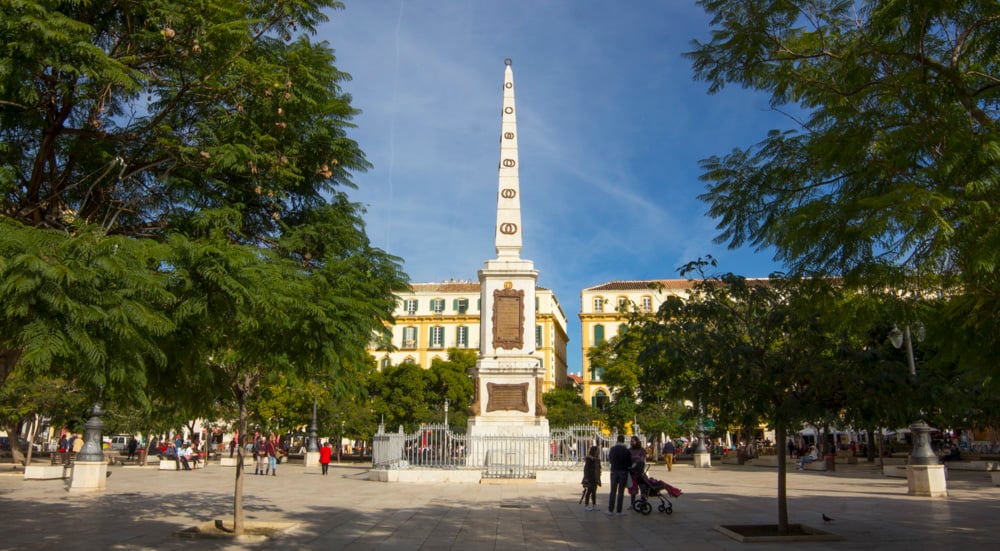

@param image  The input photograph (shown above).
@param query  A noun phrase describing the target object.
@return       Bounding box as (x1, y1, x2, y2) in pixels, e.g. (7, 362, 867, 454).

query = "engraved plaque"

(492, 288, 524, 349)
(486, 383, 529, 412)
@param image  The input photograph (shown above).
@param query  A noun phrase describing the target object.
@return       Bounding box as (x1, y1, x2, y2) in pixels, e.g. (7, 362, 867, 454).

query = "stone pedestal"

(693, 452, 712, 468)
(304, 451, 320, 468)
(24, 465, 68, 480)
(69, 461, 107, 492)
(907, 464, 947, 497)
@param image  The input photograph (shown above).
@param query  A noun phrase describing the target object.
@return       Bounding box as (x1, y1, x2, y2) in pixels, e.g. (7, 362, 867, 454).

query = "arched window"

(593, 324, 605, 345)
(593, 390, 609, 411)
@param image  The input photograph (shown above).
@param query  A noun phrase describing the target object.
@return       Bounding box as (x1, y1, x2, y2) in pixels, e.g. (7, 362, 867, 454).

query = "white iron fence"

(372, 423, 629, 479)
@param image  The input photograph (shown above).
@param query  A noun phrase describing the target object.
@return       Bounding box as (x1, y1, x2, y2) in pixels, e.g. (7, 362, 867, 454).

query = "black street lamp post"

(77, 401, 106, 462)
(307, 395, 319, 453)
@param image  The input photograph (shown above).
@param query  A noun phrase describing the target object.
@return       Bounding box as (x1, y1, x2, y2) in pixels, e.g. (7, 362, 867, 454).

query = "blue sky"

(320, 1, 792, 375)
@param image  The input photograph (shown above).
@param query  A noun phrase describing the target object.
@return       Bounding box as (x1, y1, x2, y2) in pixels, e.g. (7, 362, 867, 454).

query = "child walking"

(581, 446, 602, 511)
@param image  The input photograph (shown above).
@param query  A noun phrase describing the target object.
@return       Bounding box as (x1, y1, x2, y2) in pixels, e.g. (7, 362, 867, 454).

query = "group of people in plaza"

(587, 434, 651, 515)
(158, 437, 203, 470)
(252, 435, 285, 476)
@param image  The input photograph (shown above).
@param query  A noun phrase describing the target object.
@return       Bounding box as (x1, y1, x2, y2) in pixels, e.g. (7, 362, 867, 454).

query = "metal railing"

(372, 423, 625, 478)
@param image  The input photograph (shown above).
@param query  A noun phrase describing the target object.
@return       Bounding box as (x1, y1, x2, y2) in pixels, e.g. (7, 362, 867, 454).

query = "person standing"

(581, 446, 602, 511)
(266, 438, 278, 476)
(661, 438, 676, 472)
(254, 437, 267, 475)
(606, 435, 630, 516)
(319, 440, 333, 476)
(628, 436, 647, 510)
(127, 437, 138, 461)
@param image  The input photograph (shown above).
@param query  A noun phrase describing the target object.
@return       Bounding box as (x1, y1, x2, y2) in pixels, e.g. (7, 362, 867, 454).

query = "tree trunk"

(0, 348, 22, 389)
(24, 414, 40, 466)
(233, 390, 248, 534)
(3, 421, 26, 466)
(775, 425, 789, 534)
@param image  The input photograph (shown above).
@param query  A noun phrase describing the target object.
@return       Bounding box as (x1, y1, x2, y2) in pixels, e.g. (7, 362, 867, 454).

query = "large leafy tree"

(687, 0, 1000, 382)
(1, 0, 408, 533)
(633, 266, 843, 534)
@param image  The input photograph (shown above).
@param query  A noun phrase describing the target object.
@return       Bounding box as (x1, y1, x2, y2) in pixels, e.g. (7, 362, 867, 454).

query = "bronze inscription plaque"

(486, 383, 529, 413)
(492, 288, 524, 349)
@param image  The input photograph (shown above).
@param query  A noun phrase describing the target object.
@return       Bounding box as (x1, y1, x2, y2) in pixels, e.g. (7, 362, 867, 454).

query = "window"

(380, 357, 391, 370)
(590, 364, 604, 382)
(593, 390, 609, 411)
(618, 323, 628, 336)
(617, 296, 628, 312)
(593, 324, 605, 345)
(535, 296, 540, 311)
(404, 299, 418, 315)
(455, 298, 469, 314)
(535, 325, 543, 348)
(593, 297, 604, 312)
(402, 326, 418, 349)
(641, 295, 652, 313)
(456, 326, 469, 348)
(429, 326, 444, 348)
(430, 298, 445, 313)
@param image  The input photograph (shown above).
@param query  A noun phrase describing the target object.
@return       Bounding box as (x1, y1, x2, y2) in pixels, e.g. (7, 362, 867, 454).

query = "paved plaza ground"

(1, 459, 998, 550)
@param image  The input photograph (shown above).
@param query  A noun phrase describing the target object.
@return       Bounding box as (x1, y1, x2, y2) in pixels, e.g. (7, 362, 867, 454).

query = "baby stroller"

(629, 465, 682, 515)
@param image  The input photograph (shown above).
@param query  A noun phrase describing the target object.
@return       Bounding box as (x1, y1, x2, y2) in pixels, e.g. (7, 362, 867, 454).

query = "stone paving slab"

(0, 460, 997, 550)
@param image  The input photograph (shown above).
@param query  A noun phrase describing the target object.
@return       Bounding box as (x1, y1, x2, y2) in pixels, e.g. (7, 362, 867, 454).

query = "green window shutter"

(453, 298, 458, 310)
(594, 325, 605, 344)
(477, 298, 481, 310)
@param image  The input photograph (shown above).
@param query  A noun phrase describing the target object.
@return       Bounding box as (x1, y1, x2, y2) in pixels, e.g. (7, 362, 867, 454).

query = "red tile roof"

(583, 279, 693, 292)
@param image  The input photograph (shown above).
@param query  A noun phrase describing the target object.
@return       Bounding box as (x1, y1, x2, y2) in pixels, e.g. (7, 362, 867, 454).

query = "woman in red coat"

(319, 440, 333, 476)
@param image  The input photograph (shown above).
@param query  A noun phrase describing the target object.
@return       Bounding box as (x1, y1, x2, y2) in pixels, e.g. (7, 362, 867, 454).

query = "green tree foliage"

(0, 1, 408, 533)
(542, 387, 594, 428)
(632, 265, 845, 533)
(371, 362, 434, 432)
(687, 0, 1000, 382)
(590, 310, 689, 438)
(427, 349, 476, 428)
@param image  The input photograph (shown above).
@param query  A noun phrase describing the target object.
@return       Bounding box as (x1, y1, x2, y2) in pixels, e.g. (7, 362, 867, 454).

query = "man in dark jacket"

(606, 435, 631, 515)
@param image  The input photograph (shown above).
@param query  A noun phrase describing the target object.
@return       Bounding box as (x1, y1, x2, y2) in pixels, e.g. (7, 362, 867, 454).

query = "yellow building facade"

(579, 279, 692, 409)
(368, 281, 569, 392)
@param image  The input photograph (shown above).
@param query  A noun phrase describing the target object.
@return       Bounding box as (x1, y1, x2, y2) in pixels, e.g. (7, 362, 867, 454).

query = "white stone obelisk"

(467, 60, 549, 468)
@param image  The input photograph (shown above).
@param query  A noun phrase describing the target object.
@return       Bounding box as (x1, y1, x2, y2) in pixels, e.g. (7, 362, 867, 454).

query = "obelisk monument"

(467, 59, 550, 446)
